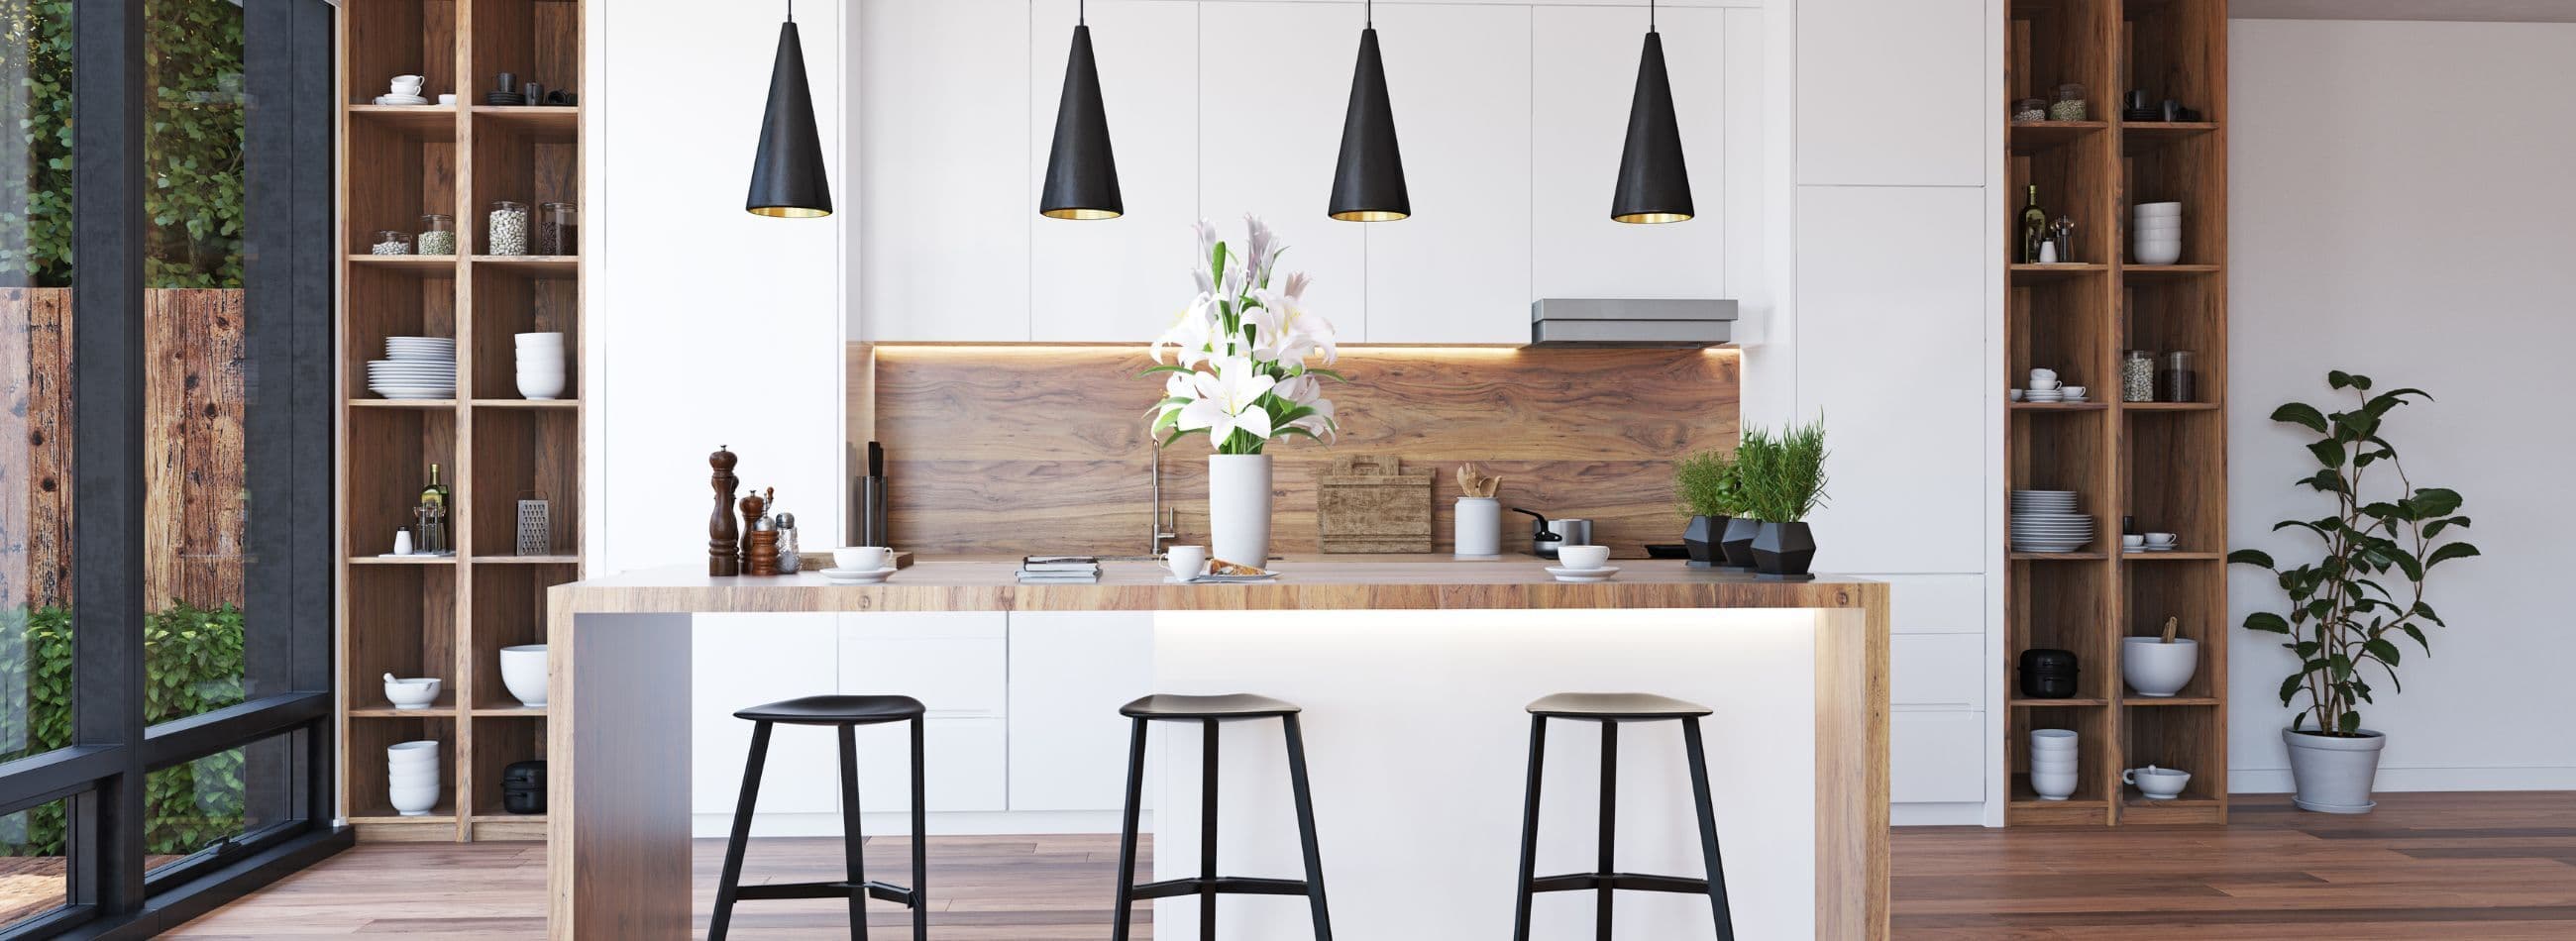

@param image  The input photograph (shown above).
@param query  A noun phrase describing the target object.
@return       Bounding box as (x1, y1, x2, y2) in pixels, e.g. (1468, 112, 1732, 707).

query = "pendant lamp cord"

(786, 0, 793, 24)
(1651, 0, 1658, 32)
(1079, 0, 1085, 25)
(1367, 0, 1373, 28)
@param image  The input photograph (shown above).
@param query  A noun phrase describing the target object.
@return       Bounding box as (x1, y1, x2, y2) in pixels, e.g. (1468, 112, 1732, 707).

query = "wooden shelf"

(2010, 552, 2107, 561)
(2122, 696, 2222, 706)
(2009, 698, 2108, 708)
(2122, 401, 2219, 411)
(2009, 262, 2107, 277)
(342, 0, 584, 843)
(2009, 120, 2107, 154)
(2009, 401, 2107, 411)
(347, 254, 460, 273)
(2121, 121, 2219, 156)
(2119, 551, 2221, 561)
(2123, 263, 2220, 275)
(348, 104, 459, 140)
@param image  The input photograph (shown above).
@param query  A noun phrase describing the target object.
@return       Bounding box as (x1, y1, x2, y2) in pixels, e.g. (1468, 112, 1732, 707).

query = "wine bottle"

(2020, 185, 2049, 264)
(417, 463, 452, 555)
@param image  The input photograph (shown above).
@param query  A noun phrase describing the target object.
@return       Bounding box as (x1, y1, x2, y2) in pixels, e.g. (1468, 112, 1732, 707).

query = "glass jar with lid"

(487, 200, 530, 256)
(2156, 350, 2198, 403)
(2050, 83, 2089, 122)
(536, 201, 578, 257)
(370, 230, 413, 256)
(416, 213, 456, 256)
(2123, 351, 2156, 403)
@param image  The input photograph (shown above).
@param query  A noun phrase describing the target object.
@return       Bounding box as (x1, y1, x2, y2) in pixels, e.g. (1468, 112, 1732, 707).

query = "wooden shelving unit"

(2003, 0, 2227, 826)
(338, 0, 584, 843)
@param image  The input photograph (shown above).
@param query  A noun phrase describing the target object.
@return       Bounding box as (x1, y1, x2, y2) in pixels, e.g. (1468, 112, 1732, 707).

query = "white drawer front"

(1892, 633, 1985, 711)
(1880, 575, 1986, 635)
(838, 612, 1009, 717)
(1008, 612, 1158, 812)
(1892, 710, 1986, 804)
(851, 716, 1010, 813)
(693, 613, 842, 815)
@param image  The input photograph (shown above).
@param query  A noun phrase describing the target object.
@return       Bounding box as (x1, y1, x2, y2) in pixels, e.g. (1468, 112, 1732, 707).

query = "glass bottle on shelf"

(2157, 350, 2199, 403)
(2123, 351, 2157, 402)
(536, 201, 578, 257)
(487, 200, 530, 256)
(2020, 185, 2050, 264)
(417, 213, 456, 256)
(415, 463, 452, 555)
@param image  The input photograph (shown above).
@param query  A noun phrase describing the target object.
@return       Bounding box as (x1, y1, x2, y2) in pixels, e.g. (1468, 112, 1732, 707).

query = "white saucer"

(1167, 573, 1280, 584)
(375, 95, 430, 105)
(820, 566, 896, 583)
(1546, 566, 1621, 583)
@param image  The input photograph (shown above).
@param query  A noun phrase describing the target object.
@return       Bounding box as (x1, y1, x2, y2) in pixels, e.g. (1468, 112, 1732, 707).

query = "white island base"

(1150, 608, 1816, 941)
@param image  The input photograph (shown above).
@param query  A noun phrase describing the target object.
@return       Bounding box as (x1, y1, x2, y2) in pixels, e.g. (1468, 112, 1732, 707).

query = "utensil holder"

(1453, 497, 1501, 557)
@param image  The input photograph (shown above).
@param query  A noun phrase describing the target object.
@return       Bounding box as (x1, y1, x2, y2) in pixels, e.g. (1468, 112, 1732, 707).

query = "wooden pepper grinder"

(742, 489, 779, 575)
(709, 446, 740, 575)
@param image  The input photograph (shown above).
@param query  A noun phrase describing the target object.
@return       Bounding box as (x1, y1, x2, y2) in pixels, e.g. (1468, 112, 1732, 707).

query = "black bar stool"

(1111, 693, 1333, 941)
(709, 694, 928, 941)
(1512, 692, 1735, 941)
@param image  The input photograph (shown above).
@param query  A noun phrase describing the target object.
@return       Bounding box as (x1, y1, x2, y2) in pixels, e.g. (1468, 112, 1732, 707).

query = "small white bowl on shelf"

(383, 677, 441, 709)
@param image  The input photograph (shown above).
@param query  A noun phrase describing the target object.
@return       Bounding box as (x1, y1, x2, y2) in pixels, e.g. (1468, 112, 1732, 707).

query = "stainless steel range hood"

(1529, 298, 1737, 347)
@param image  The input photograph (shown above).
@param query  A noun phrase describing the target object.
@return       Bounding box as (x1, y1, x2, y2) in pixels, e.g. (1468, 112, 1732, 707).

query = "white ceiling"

(2236, 0, 2576, 22)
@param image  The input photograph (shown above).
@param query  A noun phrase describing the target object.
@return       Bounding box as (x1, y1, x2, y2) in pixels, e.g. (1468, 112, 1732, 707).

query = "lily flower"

(1152, 293, 1223, 366)
(1177, 357, 1277, 445)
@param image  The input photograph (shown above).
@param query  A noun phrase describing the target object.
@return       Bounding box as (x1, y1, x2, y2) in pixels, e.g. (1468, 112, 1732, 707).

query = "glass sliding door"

(0, 0, 344, 935)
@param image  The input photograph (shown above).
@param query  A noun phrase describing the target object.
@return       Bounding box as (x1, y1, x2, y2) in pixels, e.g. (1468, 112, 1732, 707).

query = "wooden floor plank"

(161, 792, 2576, 938)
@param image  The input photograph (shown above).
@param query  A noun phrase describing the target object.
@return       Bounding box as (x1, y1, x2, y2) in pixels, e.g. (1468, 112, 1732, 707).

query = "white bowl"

(2135, 243, 2184, 265)
(1556, 545, 1612, 571)
(2030, 728, 2079, 748)
(2125, 766, 2192, 799)
(2132, 201, 2183, 216)
(2030, 769, 2080, 800)
(387, 766, 442, 785)
(389, 784, 441, 816)
(500, 644, 549, 707)
(516, 372, 568, 400)
(384, 678, 441, 709)
(2122, 637, 2199, 696)
(515, 332, 566, 343)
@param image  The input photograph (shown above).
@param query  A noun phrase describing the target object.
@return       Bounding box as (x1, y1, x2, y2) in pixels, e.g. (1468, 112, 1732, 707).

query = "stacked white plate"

(2133, 202, 2183, 264)
(515, 332, 566, 400)
(2010, 490, 2096, 553)
(369, 336, 456, 399)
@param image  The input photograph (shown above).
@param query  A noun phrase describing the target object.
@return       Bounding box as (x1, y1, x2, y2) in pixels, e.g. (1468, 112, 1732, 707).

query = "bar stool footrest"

(733, 880, 921, 907)
(1129, 876, 1314, 900)
(1528, 872, 1712, 894)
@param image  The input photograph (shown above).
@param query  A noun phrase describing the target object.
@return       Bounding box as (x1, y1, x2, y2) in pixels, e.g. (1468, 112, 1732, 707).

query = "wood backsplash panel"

(860, 345, 1739, 557)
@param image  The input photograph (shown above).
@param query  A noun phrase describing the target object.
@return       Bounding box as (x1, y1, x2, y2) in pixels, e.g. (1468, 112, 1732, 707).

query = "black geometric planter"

(1752, 520, 1816, 581)
(1682, 515, 1723, 568)
(1719, 516, 1761, 570)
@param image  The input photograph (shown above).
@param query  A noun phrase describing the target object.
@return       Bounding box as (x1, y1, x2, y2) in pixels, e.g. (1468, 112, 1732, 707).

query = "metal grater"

(516, 499, 551, 556)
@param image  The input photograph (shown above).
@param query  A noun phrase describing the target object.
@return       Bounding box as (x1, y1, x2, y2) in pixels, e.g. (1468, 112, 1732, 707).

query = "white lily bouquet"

(1148, 216, 1342, 455)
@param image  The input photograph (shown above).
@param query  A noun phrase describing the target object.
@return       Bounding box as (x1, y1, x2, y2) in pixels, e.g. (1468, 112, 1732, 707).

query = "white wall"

(2229, 18, 2576, 791)
(588, 1, 854, 569)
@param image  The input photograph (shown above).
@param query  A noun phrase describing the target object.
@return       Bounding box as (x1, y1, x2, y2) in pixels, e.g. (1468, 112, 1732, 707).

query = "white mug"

(834, 546, 892, 572)
(1166, 545, 1208, 579)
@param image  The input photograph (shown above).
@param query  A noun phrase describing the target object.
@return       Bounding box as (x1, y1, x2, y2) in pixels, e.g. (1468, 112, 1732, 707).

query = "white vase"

(1208, 453, 1273, 567)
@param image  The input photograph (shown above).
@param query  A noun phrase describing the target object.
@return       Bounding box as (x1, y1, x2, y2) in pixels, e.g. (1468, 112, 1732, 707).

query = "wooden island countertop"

(544, 557, 1890, 940)
(551, 556, 1886, 614)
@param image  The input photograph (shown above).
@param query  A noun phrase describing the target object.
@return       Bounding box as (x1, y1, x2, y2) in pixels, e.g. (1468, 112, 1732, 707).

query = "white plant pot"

(2285, 727, 2386, 813)
(2120, 637, 2199, 696)
(1208, 453, 1273, 567)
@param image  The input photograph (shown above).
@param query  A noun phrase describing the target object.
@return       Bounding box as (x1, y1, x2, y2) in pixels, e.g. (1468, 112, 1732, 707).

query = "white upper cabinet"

(1359, 4, 1533, 345)
(860, 0, 1033, 342)
(1028, 1, 1202, 344)
(1198, 1, 1368, 341)
(1794, 0, 1985, 186)
(1531, 5, 1731, 302)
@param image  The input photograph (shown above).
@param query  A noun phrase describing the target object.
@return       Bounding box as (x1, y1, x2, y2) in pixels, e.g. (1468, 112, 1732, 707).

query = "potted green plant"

(1736, 419, 1829, 580)
(1673, 449, 1749, 570)
(2230, 371, 2478, 813)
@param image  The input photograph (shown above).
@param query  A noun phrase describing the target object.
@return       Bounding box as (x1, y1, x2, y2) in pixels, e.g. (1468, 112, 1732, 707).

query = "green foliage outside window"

(0, 602, 250, 856)
(2, 0, 247, 288)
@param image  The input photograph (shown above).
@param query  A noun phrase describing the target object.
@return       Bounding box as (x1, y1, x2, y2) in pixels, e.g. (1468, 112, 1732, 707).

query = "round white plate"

(820, 566, 897, 583)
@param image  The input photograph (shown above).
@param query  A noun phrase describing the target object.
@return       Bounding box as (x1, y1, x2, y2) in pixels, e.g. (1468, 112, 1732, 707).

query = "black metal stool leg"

(1511, 715, 1547, 941)
(838, 725, 871, 941)
(1682, 718, 1736, 941)
(910, 716, 929, 941)
(1281, 714, 1334, 941)
(710, 721, 773, 941)
(1596, 720, 1617, 941)
(1201, 719, 1221, 941)
(1111, 717, 1148, 941)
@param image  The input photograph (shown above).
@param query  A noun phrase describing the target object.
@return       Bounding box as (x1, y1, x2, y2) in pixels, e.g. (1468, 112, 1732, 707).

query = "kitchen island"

(545, 559, 1888, 939)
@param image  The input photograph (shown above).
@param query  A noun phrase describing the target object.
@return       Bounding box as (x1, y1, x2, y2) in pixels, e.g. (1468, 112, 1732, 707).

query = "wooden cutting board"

(1317, 455, 1434, 553)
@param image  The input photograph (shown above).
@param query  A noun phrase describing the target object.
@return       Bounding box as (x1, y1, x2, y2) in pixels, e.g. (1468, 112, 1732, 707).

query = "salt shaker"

(775, 512, 802, 573)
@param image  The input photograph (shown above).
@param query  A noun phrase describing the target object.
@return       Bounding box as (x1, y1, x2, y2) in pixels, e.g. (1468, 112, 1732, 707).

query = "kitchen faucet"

(1148, 444, 1179, 558)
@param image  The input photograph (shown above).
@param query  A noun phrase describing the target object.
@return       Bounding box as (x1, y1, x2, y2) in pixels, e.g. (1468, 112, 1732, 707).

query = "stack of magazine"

(1018, 556, 1102, 583)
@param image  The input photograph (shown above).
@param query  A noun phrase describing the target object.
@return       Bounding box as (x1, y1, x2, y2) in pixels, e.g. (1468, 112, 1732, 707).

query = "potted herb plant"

(1673, 449, 1749, 570)
(2230, 371, 2478, 813)
(1736, 419, 1829, 580)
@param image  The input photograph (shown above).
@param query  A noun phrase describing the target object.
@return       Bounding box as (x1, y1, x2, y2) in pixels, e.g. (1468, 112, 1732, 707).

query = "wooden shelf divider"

(2003, 0, 2228, 826)
(340, 0, 584, 843)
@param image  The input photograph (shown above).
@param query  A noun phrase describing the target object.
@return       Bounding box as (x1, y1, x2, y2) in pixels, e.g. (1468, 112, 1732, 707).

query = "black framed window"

(0, 0, 346, 936)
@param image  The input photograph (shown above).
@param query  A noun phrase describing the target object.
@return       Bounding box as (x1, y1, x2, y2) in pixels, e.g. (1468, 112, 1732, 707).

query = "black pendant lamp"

(1328, 0, 1409, 222)
(747, 0, 832, 218)
(1040, 0, 1124, 220)
(1612, 0, 1693, 224)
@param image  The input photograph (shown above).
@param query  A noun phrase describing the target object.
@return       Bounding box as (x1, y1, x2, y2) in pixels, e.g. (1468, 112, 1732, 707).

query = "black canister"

(2018, 648, 2081, 699)
(502, 760, 547, 814)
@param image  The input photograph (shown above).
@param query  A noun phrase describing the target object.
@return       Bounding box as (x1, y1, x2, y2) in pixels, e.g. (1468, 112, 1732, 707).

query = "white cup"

(1166, 545, 1208, 579)
(2144, 532, 2179, 547)
(835, 546, 892, 572)
(2122, 534, 2146, 550)
(437, 93, 458, 106)
(2062, 385, 2088, 399)
(1556, 545, 1612, 571)
(2028, 368, 2059, 380)
(2029, 378, 2063, 391)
